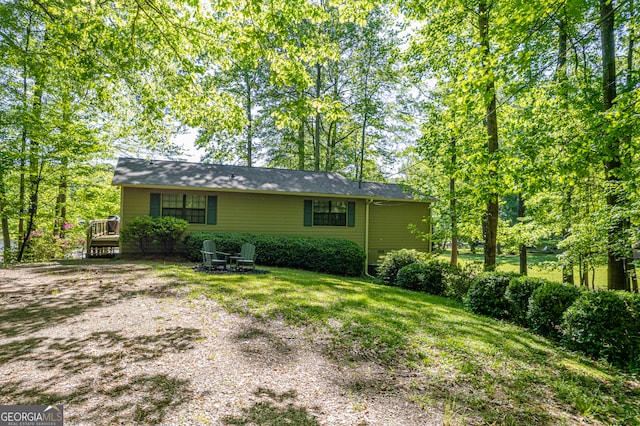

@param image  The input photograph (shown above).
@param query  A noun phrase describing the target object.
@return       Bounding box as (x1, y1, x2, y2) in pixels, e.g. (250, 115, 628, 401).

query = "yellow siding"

(120, 187, 431, 262)
(121, 187, 153, 222)
(119, 187, 154, 254)
(368, 202, 430, 264)
(120, 187, 366, 254)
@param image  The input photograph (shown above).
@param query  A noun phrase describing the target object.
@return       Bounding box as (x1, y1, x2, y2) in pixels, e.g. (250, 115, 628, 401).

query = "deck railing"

(86, 219, 120, 257)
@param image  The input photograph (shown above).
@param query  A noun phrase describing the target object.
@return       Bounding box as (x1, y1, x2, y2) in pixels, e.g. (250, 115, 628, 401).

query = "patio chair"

(201, 240, 227, 270)
(235, 243, 257, 270)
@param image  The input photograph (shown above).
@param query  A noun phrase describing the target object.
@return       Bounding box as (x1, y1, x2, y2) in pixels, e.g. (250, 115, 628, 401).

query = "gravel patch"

(0, 261, 442, 425)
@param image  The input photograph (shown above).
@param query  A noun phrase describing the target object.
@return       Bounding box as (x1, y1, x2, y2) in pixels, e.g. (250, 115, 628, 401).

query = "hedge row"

(184, 232, 365, 276)
(466, 273, 640, 370)
(376, 249, 640, 370)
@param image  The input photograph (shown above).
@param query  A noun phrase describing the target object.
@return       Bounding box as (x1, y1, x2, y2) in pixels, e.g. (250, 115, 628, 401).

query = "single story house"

(112, 157, 433, 267)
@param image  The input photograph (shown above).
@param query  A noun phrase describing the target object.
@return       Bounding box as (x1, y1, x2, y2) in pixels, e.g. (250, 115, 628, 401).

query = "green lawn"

(161, 264, 639, 425)
(436, 250, 609, 288)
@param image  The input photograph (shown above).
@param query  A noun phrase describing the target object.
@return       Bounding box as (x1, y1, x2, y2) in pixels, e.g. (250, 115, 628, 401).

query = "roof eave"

(113, 182, 431, 203)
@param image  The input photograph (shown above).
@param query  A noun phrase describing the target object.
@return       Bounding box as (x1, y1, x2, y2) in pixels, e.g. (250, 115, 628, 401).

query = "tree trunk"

(358, 67, 370, 188)
(518, 193, 527, 275)
(0, 170, 11, 263)
(326, 74, 341, 173)
(450, 138, 458, 266)
(358, 105, 368, 188)
(314, 63, 322, 171)
(17, 40, 45, 262)
(18, 18, 32, 255)
(18, 131, 27, 256)
(580, 257, 589, 287)
(17, 160, 43, 262)
(245, 73, 253, 167)
(620, 0, 635, 291)
(479, 0, 499, 271)
(557, 17, 567, 73)
(54, 99, 71, 238)
(626, 0, 635, 92)
(1, 217, 9, 264)
(561, 190, 575, 284)
(600, 0, 627, 290)
(297, 118, 305, 170)
(557, 16, 575, 284)
(54, 158, 68, 238)
(331, 120, 338, 170)
(325, 121, 335, 171)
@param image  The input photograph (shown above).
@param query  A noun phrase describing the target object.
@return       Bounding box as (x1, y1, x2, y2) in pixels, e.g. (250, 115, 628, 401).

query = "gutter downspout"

(365, 199, 373, 277)
(119, 186, 125, 256)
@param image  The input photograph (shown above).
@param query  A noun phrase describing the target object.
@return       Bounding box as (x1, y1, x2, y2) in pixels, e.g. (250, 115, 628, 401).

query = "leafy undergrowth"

(160, 264, 640, 425)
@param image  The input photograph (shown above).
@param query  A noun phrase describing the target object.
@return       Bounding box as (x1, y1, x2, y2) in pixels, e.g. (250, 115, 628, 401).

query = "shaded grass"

(162, 264, 640, 425)
(223, 388, 319, 426)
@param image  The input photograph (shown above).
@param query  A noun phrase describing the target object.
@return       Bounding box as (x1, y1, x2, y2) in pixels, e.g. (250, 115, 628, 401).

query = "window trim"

(304, 199, 355, 227)
(150, 193, 217, 225)
(313, 200, 347, 226)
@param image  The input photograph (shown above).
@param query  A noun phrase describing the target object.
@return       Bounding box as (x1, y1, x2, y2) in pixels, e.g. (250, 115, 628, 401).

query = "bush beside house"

(120, 218, 365, 276)
(396, 262, 446, 295)
(376, 249, 431, 285)
(184, 232, 365, 276)
(120, 216, 189, 256)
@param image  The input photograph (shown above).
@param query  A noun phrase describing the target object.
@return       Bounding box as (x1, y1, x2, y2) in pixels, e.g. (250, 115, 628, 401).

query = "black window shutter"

(347, 201, 355, 227)
(150, 193, 161, 217)
(304, 200, 313, 226)
(207, 196, 218, 225)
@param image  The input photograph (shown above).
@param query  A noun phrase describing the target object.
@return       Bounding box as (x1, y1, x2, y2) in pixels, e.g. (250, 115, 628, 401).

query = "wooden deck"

(86, 219, 120, 257)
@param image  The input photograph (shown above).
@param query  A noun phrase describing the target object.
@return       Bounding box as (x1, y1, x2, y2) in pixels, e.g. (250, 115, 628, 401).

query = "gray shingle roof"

(112, 158, 430, 202)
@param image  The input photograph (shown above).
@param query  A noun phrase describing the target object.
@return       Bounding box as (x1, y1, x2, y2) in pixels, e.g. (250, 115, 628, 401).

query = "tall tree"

(600, 0, 627, 289)
(478, 0, 500, 270)
(0, 0, 215, 262)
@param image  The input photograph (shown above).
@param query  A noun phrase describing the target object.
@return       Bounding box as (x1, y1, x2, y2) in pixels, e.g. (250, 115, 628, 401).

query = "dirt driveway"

(0, 261, 440, 425)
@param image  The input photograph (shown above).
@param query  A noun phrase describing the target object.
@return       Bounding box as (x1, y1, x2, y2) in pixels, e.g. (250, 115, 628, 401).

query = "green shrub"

(120, 216, 156, 254)
(183, 233, 365, 276)
(443, 262, 481, 302)
(153, 216, 189, 256)
(620, 291, 640, 337)
(396, 261, 446, 295)
(121, 216, 189, 256)
(376, 249, 430, 285)
(255, 235, 365, 276)
(505, 276, 549, 327)
(527, 282, 582, 338)
(562, 291, 640, 368)
(619, 292, 640, 371)
(466, 272, 518, 319)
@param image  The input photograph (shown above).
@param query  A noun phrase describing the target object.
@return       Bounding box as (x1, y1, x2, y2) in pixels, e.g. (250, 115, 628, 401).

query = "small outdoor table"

(217, 252, 231, 270)
(229, 256, 243, 271)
